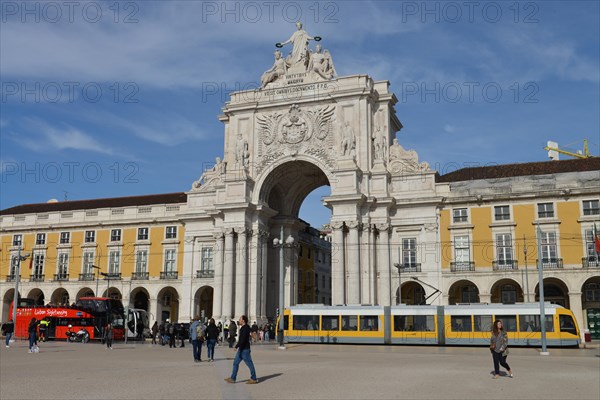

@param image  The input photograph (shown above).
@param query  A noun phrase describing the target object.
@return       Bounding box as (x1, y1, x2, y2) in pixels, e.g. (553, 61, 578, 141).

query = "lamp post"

(393, 262, 402, 305)
(11, 245, 30, 339)
(536, 226, 549, 355)
(91, 265, 100, 296)
(100, 272, 110, 298)
(273, 226, 294, 350)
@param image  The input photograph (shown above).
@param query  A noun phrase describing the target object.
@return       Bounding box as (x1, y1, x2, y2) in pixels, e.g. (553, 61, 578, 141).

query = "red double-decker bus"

(10, 297, 125, 341)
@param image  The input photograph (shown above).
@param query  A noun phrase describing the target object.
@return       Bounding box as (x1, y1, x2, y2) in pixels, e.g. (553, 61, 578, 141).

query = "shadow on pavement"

(256, 373, 282, 382)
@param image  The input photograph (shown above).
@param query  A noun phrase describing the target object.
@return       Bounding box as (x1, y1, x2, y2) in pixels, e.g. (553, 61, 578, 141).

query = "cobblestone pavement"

(1, 339, 599, 399)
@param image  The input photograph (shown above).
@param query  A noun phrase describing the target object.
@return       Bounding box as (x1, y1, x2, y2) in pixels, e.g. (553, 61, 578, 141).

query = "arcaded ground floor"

(1, 338, 598, 399)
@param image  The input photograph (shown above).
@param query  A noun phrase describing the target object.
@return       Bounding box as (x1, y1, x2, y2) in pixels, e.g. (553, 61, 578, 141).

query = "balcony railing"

(54, 273, 69, 281)
(131, 271, 149, 280)
(79, 273, 96, 281)
(536, 258, 563, 269)
(102, 273, 122, 280)
(492, 260, 518, 271)
(582, 257, 600, 268)
(30, 274, 45, 282)
(450, 261, 475, 272)
(196, 270, 215, 278)
(6, 274, 16, 282)
(160, 271, 178, 280)
(396, 264, 421, 273)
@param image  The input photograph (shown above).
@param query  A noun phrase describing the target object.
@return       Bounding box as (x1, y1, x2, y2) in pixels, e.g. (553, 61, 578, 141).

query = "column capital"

(224, 228, 236, 237)
(331, 221, 345, 231)
(235, 227, 250, 236)
(375, 223, 390, 233)
(257, 230, 270, 239)
(346, 220, 361, 230)
(213, 231, 224, 240)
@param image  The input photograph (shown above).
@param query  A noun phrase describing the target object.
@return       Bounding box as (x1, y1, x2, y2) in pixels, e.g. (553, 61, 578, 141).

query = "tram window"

(393, 315, 434, 331)
(360, 316, 379, 331)
(559, 315, 577, 335)
(451, 316, 472, 332)
(518, 315, 554, 332)
(293, 315, 319, 331)
(341, 316, 358, 331)
(474, 315, 492, 332)
(322, 316, 339, 331)
(496, 316, 517, 332)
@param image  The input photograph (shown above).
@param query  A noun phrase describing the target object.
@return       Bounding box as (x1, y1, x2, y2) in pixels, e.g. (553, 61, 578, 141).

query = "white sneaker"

(28, 350, 33, 353)
(5, 345, 9, 348)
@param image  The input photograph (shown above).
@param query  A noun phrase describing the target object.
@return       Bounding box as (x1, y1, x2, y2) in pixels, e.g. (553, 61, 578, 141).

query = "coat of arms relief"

(255, 104, 336, 174)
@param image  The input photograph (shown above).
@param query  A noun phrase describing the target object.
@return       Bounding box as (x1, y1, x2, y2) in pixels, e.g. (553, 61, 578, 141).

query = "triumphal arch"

(180, 23, 437, 323)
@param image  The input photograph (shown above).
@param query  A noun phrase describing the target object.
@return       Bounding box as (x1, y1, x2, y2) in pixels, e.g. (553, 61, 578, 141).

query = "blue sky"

(1, 1, 599, 228)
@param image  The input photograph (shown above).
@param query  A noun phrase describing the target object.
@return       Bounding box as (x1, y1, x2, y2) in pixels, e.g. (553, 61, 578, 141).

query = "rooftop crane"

(545, 139, 591, 160)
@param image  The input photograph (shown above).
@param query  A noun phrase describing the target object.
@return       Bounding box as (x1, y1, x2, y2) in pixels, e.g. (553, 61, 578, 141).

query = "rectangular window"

(496, 234, 513, 264)
(583, 200, 600, 216)
(84, 230, 95, 243)
(537, 203, 554, 218)
(474, 315, 492, 332)
(164, 249, 176, 272)
(82, 251, 95, 274)
(453, 208, 468, 223)
(13, 234, 22, 246)
(60, 232, 70, 244)
(58, 253, 69, 275)
(36, 233, 46, 245)
(201, 247, 213, 272)
(540, 231, 557, 261)
(360, 316, 379, 331)
(165, 226, 177, 239)
(10, 256, 19, 276)
(402, 238, 417, 266)
(519, 315, 554, 332)
(138, 227, 149, 241)
(293, 315, 319, 331)
(341, 315, 358, 331)
(110, 229, 121, 242)
(393, 315, 435, 332)
(559, 315, 577, 335)
(454, 235, 470, 264)
(451, 316, 472, 332)
(136, 250, 148, 272)
(33, 253, 44, 275)
(322, 316, 339, 331)
(585, 230, 598, 259)
(109, 251, 120, 274)
(494, 205, 510, 221)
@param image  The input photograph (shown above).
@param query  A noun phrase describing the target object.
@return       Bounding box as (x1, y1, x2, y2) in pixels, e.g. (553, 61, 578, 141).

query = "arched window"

(461, 285, 479, 303)
(501, 284, 516, 304)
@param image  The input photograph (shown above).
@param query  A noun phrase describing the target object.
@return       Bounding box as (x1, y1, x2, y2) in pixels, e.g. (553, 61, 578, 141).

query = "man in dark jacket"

(205, 318, 219, 361)
(224, 315, 258, 384)
(2, 319, 15, 347)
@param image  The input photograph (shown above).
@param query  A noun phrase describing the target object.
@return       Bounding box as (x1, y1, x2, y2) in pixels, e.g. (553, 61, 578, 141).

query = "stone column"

(250, 230, 268, 323)
(260, 231, 268, 321)
(221, 228, 235, 322)
(212, 231, 224, 321)
(179, 237, 195, 322)
(331, 221, 345, 305)
(479, 293, 491, 304)
(346, 221, 361, 304)
(568, 292, 585, 343)
(376, 223, 392, 306)
(234, 228, 249, 318)
(360, 224, 372, 305)
(149, 297, 159, 322)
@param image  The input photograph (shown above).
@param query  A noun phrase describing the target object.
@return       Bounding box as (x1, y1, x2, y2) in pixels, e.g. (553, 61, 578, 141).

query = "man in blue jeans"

(224, 315, 258, 384)
(188, 316, 203, 362)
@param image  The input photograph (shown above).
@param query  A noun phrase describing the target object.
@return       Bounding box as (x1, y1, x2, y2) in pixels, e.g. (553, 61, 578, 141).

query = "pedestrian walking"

(105, 322, 114, 349)
(205, 318, 219, 361)
(224, 315, 258, 384)
(189, 316, 203, 362)
(228, 319, 237, 348)
(27, 318, 38, 353)
(2, 319, 15, 348)
(490, 319, 513, 379)
(251, 321, 259, 343)
(151, 321, 159, 344)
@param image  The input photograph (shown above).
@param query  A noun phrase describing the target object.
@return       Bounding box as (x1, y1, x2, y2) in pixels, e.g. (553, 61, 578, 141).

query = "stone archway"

(76, 287, 95, 301)
(27, 288, 45, 305)
(582, 276, 600, 340)
(490, 279, 524, 304)
(396, 282, 426, 305)
(131, 288, 150, 311)
(448, 280, 480, 305)
(535, 278, 569, 308)
(193, 286, 214, 320)
(157, 286, 179, 323)
(50, 288, 70, 306)
(2, 289, 19, 321)
(103, 287, 122, 300)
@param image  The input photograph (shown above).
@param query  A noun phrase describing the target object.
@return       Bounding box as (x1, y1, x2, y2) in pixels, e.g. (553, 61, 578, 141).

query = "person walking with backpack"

(189, 316, 203, 362)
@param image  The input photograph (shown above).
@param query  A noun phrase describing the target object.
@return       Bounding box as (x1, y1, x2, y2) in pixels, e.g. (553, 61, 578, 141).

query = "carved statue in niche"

(261, 50, 287, 88)
(340, 121, 356, 157)
(372, 109, 387, 161)
(236, 133, 250, 167)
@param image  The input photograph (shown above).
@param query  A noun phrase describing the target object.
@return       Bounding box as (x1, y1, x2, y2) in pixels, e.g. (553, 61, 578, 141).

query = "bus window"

(394, 315, 434, 331)
(341, 316, 358, 331)
(322, 316, 339, 331)
(519, 315, 554, 332)
(293, 315, 319, 330)
(474, 315, 492, 332)
(360, 316, 379, 331)
(496, 316, 517, 332)
(451, 316, 472, 332)
(559, 315, 576, 335)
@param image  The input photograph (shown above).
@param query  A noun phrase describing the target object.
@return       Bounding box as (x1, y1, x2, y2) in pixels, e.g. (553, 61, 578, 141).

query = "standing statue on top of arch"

(277, 21, 317, 70)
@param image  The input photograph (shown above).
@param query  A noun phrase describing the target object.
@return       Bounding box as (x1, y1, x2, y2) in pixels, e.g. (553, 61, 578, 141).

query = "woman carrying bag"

(490, 320, 513, 379)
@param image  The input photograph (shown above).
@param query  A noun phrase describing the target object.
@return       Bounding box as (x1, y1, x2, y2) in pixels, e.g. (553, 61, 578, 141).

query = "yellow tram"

(283, 303, 580, 347)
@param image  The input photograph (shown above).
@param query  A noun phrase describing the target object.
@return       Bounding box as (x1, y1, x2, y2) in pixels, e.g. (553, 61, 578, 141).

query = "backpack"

(195, 324, 204, 341)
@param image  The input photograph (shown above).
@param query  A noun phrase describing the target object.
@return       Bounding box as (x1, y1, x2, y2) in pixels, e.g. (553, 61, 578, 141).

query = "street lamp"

(91, 265, 100, 296)
(393, 263, 402, 305)
(273, 225, 295, 350)
(11, 245, 30, 338)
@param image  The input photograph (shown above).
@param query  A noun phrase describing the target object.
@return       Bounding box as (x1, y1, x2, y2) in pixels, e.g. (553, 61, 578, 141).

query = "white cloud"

(443, 124, 456, 133)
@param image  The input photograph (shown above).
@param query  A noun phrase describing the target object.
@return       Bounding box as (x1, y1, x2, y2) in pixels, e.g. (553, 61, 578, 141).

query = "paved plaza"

(1, 340, 599, 399)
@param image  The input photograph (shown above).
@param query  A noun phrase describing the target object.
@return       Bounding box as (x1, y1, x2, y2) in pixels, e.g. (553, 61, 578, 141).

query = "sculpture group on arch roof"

(261, 22, 337, 88)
